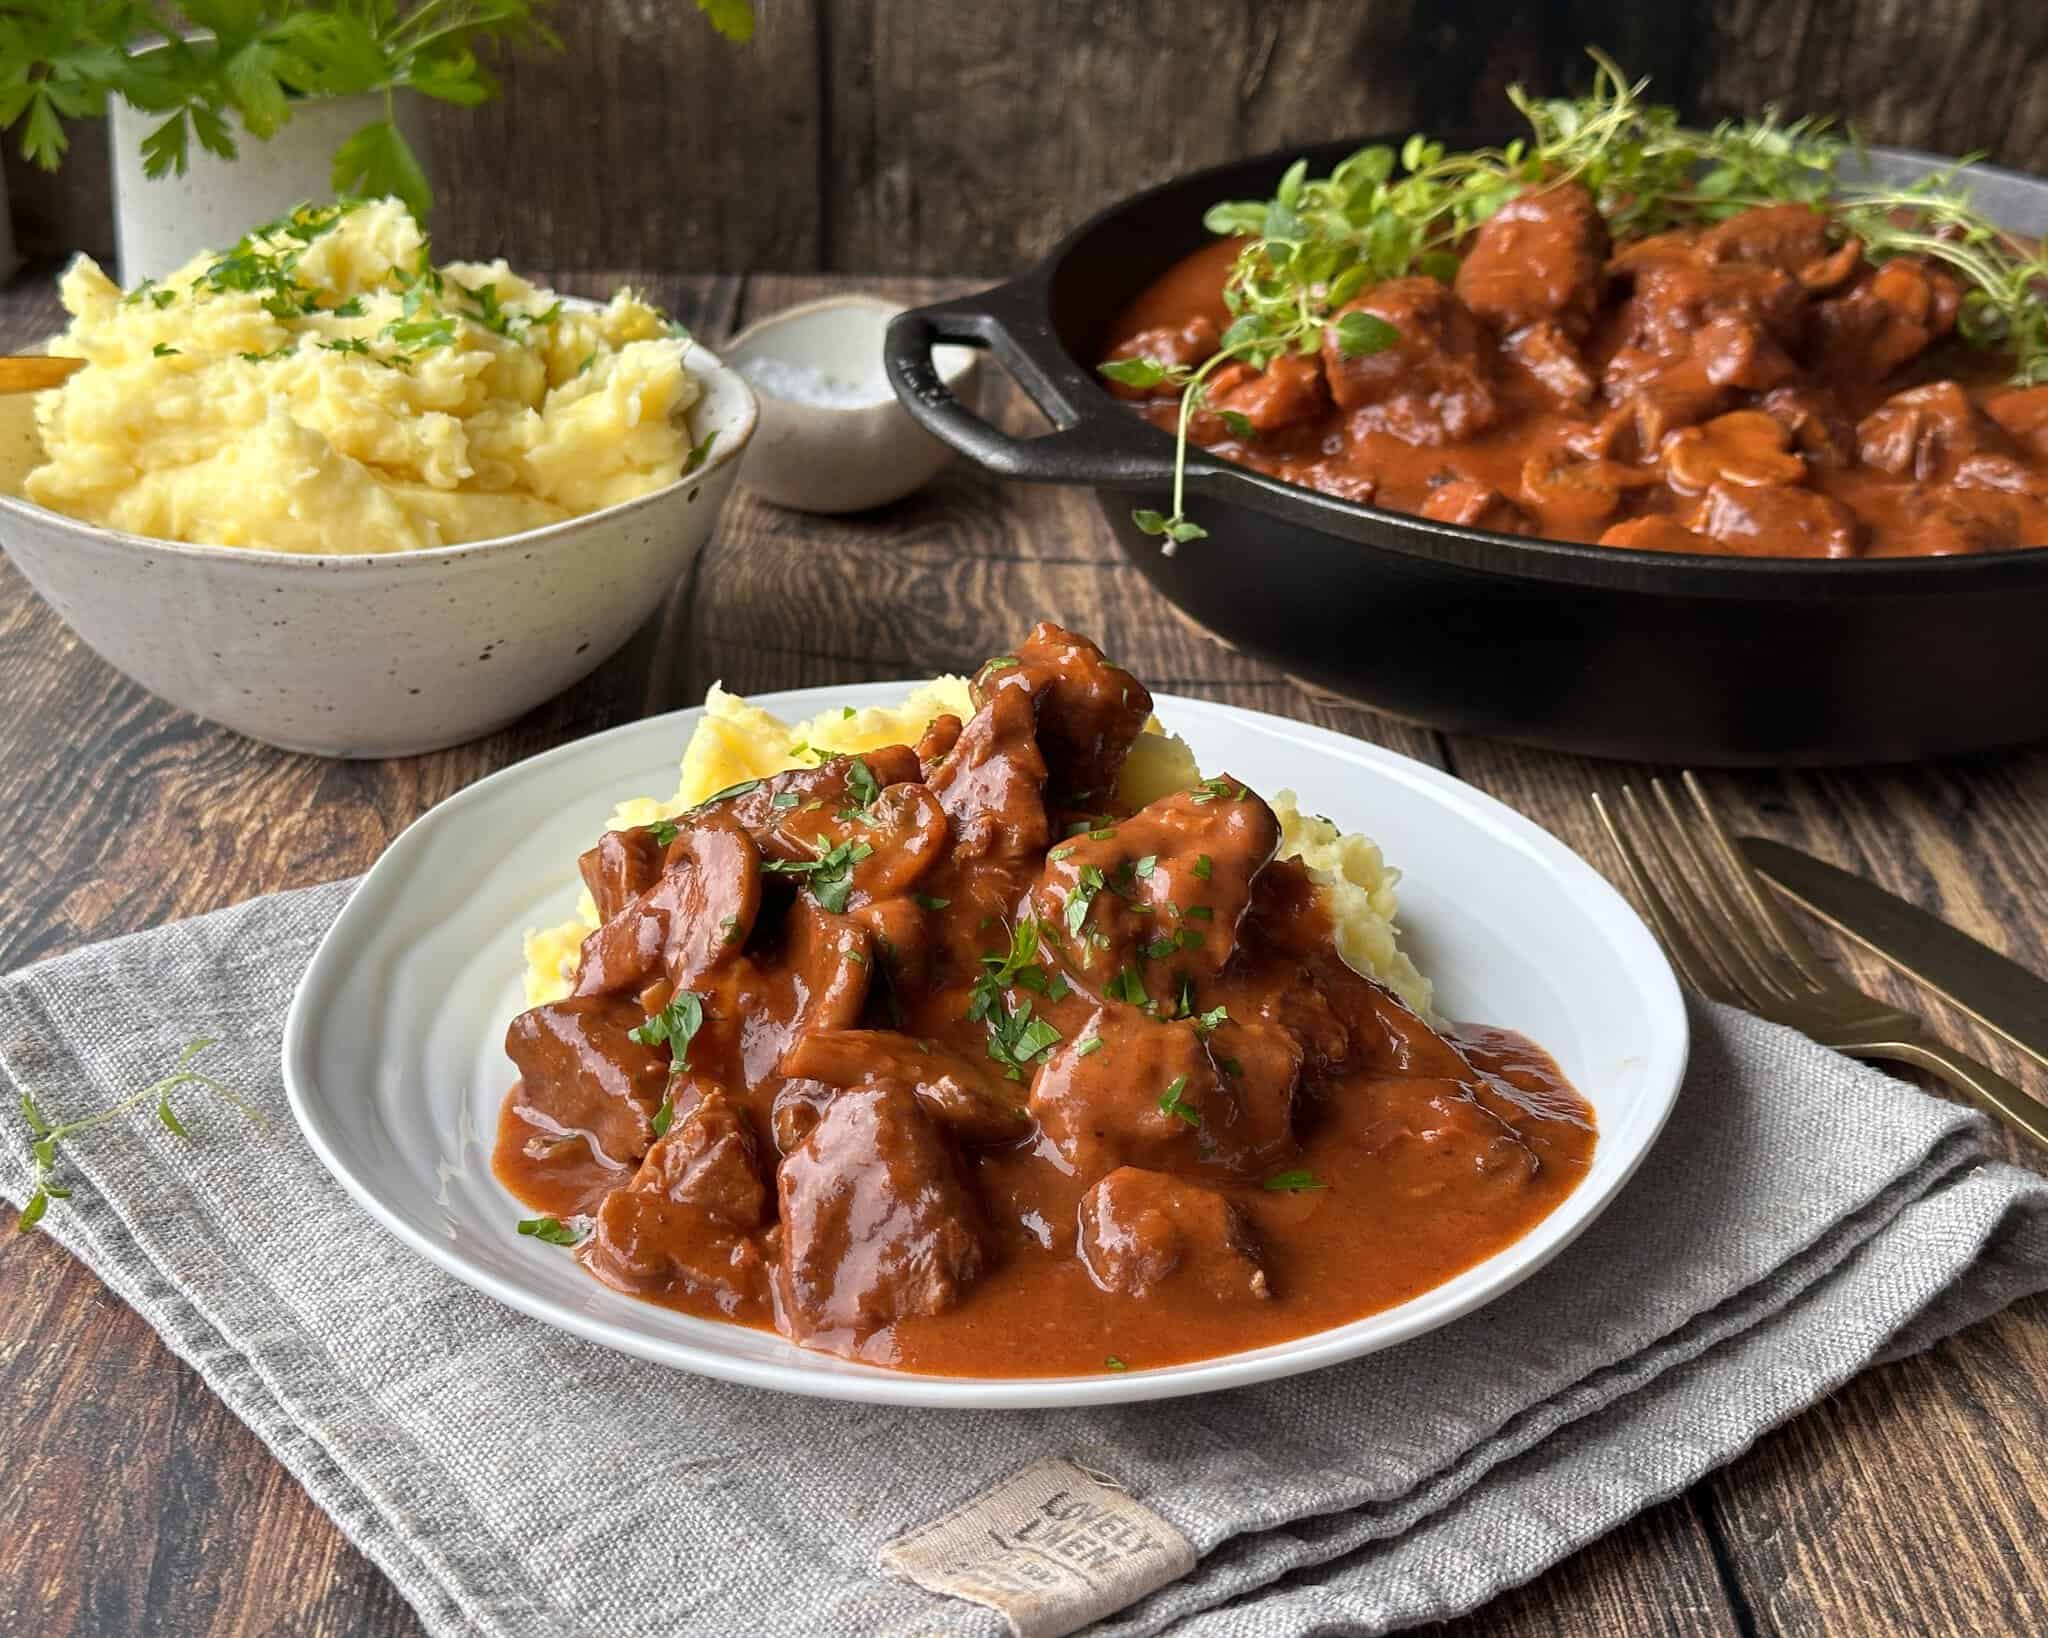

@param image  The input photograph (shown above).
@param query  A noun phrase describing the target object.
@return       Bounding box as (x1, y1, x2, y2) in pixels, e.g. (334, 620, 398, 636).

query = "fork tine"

(1679, 770, 1840, 990)
(1591, 790, 1742, 1005)
(1615, 784, 1756, 1004)
(1647, 777, 1804, 1003)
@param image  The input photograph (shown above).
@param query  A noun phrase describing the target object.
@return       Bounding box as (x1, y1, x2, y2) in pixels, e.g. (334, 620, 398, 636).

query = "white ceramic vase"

(109, 88, 434, 282)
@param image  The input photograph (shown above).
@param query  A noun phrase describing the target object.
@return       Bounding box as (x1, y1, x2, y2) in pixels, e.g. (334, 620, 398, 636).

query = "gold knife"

(1741, 836, 2048, 1078)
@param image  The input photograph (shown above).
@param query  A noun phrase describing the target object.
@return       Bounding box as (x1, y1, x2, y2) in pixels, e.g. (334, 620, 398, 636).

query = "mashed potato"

(26, 199, 703, 553)
(522, 683, 1434, 1019)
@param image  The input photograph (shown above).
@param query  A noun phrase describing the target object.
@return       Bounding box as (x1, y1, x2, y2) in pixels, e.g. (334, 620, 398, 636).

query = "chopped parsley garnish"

(699, 778, 764, 807)
(1262, 1169, 1328, 1193)
(1064, 863, 1106, 937)
(152, 342, 180, 357)
(1105, 1355, 1128, 1371)
(719, 914, 741, 943)
(1141, 933, 1181, 961)
(322, 336, 371, 354)
(841, 705, 857, 719)
(649, 818, 681, 846)
(1076, 1036, 1105, 1056)
(1049, 845, 1076, 862)
(1195, 1004, 1229, 1032)
(577, 352, 597, 376)
(516, 1216, 583, 1246)
(1106, 967, 1149, 1006)
(683, 431, 719, 475)
(845, 948, 868, 967)
(1184, 904, 1215, 921)
(840, 756, 882, 818)
(1133, 855, 1157, 879)
(1088, 826, 1118, 841)
(1190, 777, 1247, 805)
(771, 791, 800, 809)
(764, 837, 872, 913)
(628, 992, 706, 1063)
(982, 656, 1021, 675)
(966, 918, 1063, 1079)
(238, 345, 294, 363)
(1194, 854, 1213, 881)
(914, 893, 951, 911)
(1157, 1075, 1200, 1127)
(1219, 1056, 1244, 1077)
(330, 296, 366, 319)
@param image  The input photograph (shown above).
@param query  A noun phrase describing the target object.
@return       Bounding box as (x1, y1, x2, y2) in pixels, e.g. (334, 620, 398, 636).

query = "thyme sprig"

(1102, 47, 2048, 546)
(14, 1040, 265, 1232)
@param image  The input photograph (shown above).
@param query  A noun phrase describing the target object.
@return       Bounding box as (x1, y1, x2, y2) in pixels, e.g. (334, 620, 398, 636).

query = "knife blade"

(1740, 835, 2048, 1075)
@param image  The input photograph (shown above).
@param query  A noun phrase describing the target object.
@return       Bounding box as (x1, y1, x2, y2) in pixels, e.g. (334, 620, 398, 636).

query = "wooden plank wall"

(9, 0, 2048, 274)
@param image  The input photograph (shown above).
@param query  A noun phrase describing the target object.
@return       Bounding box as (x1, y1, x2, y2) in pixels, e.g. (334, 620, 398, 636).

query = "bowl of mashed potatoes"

(0, 199, 757, 757)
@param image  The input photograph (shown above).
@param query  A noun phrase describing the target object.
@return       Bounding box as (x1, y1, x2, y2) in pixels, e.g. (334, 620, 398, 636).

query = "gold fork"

(1592, 771, 2048, 1153)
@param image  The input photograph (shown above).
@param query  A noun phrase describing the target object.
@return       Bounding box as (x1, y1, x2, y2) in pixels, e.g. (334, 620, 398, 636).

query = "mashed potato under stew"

(27, 199, 704, 553)
(524, 677, 1435, 1019)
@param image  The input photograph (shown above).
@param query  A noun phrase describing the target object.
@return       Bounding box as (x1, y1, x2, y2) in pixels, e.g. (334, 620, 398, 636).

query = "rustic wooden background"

(11, 0, 2048, 274)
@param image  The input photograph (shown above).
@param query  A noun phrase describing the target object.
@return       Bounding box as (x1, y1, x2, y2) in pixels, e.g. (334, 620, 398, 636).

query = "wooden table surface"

(3, 270, 2047, 1637)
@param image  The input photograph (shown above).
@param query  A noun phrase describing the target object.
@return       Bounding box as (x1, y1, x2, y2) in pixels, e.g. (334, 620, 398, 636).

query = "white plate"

(283, 685, 1687, 1408)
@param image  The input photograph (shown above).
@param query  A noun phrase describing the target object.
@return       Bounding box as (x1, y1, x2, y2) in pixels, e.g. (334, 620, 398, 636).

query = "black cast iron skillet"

(884, 135, 2048, 766)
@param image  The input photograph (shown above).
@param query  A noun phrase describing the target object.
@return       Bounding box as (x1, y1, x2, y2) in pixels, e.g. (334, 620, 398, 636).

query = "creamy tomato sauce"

(494, 624, 1595, 1376)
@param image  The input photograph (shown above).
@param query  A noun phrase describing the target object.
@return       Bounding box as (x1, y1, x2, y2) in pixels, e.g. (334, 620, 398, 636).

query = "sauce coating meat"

(1104, 188, 2048, 558)
(494, 624, 1596, 1375)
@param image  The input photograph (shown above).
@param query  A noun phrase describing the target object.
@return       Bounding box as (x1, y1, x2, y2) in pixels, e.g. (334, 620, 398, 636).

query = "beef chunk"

(1758, 386, 1857, 465)
(583, 1088, 772, 1314)
(913, 712, 963, 776)
(1697, 203, 1831, 275)
(1419, 476, 1531, 533)
(1807, 258, 1961, 382)
(1455, 181, 1609, 339)
(975, 623, 1154, 805)
(1025, 776, 1280, 996)
(1506, 320, 1597, 407)
(1077, 1167, 1269, 1303)
(1984, 386, 2048, 459)
(926, 684, 1050, 863)
(1856, 381, 2012, 483)
(578, 826, 667, 923)
(1102, 315, 1220, 395)
(1205, 350, 1331, 435)
(572, 812, 761, 998)
(781, 1028, 1034, 1147)
(505, 995, 672, 1170)
(1688, 481, 1860, 559)
(1322, 278, 1501, 444)
(1029, 1006, 1292, 1183)
(731, 897, 873, 1099)
(776, 1086, 991, 1351)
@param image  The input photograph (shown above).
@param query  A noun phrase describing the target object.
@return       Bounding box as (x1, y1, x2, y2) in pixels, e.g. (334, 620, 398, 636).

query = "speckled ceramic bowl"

(0, 339, 756, 758)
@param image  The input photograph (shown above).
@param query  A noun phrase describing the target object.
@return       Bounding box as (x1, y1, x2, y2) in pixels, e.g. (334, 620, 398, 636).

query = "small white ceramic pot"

(0, 344, 757, 759)
(110, 88, 435, 283)
(725, 295, 981, 513)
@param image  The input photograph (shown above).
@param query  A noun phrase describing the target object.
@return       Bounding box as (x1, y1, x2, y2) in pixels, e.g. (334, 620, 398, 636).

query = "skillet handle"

(884, 286, 1187, 487)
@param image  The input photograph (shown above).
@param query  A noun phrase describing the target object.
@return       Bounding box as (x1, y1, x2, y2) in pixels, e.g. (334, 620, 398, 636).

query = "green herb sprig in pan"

(1101, 47, 2048, 549)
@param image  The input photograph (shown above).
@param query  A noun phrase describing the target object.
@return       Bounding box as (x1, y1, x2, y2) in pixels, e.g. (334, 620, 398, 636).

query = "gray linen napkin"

(5, 880, 2048, 1638)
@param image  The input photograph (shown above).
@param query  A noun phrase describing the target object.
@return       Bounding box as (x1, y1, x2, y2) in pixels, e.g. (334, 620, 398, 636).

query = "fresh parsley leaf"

(651, 1092, 677, 1138)
(152, 342, 180, 357)
(1157, 1075, 1200, 1127)
(1104, 1354, 1128, 1371)
(1098, 356, 1173, 389)
(517, 1215, 583, 1246)
(629, 993, 706, 1064)
(1194, 854, 1213, 881)
(1076, 1036, 1105, 1056)
(914, 893, 951, 911)
(1064, 863, 1106, 938)
(1262, 1169, 1328, 1193)
(332, 117, 434, 220)
(1106, 967, 1149, 1007)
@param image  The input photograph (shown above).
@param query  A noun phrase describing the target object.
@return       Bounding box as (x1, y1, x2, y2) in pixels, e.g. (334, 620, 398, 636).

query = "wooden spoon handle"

(0, 356, 85, 393)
